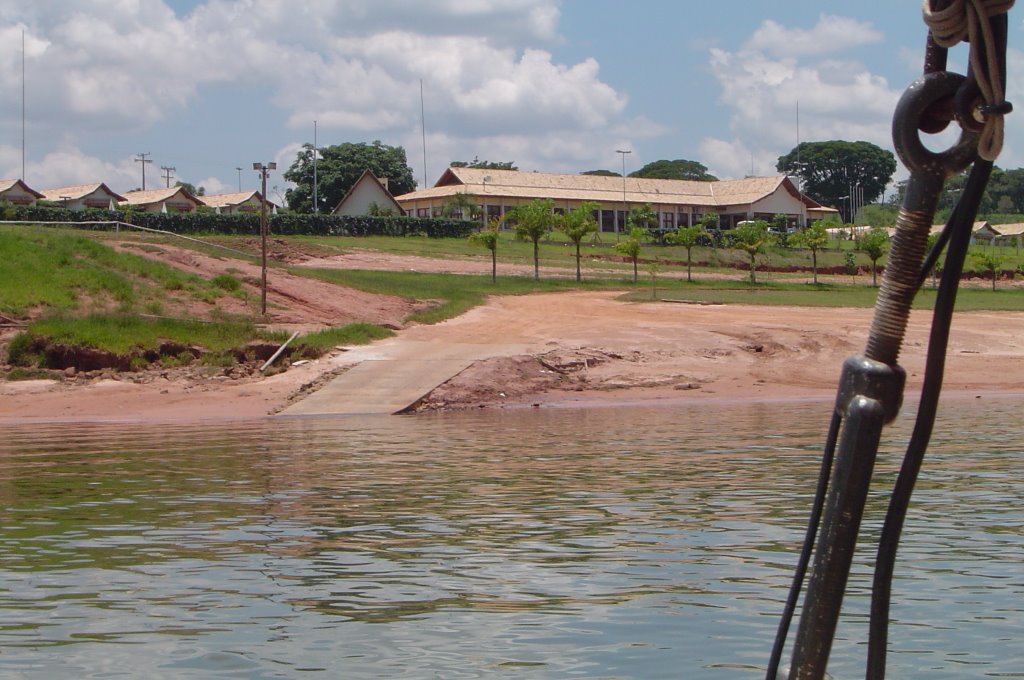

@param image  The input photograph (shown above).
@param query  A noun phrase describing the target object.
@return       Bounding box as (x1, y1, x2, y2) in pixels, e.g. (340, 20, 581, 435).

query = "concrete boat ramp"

(279, 338, 531, 416)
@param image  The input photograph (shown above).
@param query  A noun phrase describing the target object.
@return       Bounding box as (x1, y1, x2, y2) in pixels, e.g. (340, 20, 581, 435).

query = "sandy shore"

(4, 289, 1024, 424)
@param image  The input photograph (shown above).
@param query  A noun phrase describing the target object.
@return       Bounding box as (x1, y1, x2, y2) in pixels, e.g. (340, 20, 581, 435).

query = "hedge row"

(0, 203, 477, 239)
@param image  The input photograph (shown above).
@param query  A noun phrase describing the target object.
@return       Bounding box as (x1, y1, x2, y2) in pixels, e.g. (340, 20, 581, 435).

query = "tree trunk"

(812, 250, 818, 285)
(686, 246, 693, 282)
(632, 257, 638, 283)
(533, 240, 540, 281)
(575, 242, 581, 282)
(491, 249, 496, 283)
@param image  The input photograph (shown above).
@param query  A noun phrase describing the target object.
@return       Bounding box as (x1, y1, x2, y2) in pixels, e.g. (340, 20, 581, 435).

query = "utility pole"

(135, 152, 152, 190)
(235, 167, 243, 192)
(253, 162, 277, 315)
(160, 165, 176, 188)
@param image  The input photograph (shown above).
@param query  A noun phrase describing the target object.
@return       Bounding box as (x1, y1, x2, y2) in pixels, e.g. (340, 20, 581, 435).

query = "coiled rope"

(923, 0, 1015, 160)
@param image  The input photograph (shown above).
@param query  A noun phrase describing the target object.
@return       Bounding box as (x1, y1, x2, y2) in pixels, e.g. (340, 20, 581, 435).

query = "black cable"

(866, 158, 994, 679)
(766, 410, 843, 680)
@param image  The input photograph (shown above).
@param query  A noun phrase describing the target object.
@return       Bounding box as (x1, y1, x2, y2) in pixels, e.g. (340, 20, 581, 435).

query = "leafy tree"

(441, 192, 479, 221)
(627, 203, 660, 241)
(925, 232, 942, 289)
(791, 221, 830, 284)
(284, 141, 416, 213)
(972, 250, 1005, 290)
(670, 224, 705, 282)
(507, 199, 555, 281)
(860, 227, 890, 286)
(469, 218, 502, 283)
(861, 203, 898, 228)
(844, 251, 858, 283)
(614, 227, 646, 283)
(451, 157, 517, 170)
(581, 169, 620, 177)
(777, 141, 897, 213)
(175, 181, 205, 196)
(630, 159, 717, 181)
(729, 220, 772, 284)
(558, 201, 599, 282)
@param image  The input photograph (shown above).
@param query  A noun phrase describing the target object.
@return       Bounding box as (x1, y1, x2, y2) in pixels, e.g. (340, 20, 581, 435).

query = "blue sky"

(2, 1, 1022, 202)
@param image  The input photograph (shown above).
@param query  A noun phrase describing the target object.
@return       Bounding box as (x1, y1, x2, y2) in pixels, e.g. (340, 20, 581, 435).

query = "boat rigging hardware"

(767, 3, 1013, 679)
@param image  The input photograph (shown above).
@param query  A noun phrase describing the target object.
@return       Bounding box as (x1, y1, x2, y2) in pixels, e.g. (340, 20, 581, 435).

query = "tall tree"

(451, 158, 517, 170)
(284, 141, 416, 213)
(614, 227, 647, 283)
(777, 140, 896, 213)
(508, 199, 555, 281)
(558, 201, 599, 282)
(791, 221, 829, 285)
(860, 227, 890, 287)
(629, 159, 717, 181)
(729, 220, 772, 284)
(670, 224, 705, 282)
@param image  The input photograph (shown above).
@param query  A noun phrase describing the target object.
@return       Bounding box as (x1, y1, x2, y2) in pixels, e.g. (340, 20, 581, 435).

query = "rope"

(923, 0, 1015, 160)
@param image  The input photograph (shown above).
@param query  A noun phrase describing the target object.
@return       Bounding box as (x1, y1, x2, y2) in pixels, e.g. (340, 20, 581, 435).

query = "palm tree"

(507, 199, 555, 280)
(559, 202, 599, 282)
(729, 220, 772, 284)
(469, 217, 502, 282)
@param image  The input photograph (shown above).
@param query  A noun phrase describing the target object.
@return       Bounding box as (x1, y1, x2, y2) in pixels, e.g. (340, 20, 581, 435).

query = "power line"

(160, 165, 176, 188)
(135, 152, 153, 190)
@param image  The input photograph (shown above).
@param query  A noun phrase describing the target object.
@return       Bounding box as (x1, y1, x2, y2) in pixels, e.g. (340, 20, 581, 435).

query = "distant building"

(40, 183, 126, 211)
(0, 179, 44, 206)
(202, 190, 276, 215)
(120, 187, 204, 213)
(333, 170, 405, 216)
(395, 167, 838, 232)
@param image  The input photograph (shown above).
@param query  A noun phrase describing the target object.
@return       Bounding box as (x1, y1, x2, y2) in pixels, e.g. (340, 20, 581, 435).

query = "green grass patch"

(0, 226, 229, 317)
(298, 323, 395, 351)
(17, 314, 285, 356)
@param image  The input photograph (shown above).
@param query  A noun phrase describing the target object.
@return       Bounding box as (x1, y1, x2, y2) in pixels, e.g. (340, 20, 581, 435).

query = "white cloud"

(745, 14, 884, 58)
(1, 145, 138, 190)
(1, 0, 643, 189)
(703, 15, 900, 179)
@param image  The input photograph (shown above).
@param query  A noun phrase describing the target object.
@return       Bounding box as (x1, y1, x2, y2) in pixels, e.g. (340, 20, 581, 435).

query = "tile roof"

(120, 187, 205, 206)
(40, 182, 126, 202)
(202, 190, 275, 208)
(0, 178, 45, 198)
(397, 168, 826, 210)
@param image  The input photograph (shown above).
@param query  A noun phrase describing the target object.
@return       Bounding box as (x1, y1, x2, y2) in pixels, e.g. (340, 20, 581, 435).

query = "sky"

(2, 1, 1024, 203)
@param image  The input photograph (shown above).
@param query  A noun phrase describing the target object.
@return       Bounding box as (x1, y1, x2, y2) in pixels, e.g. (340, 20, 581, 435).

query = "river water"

(1, 398, 1022, 679)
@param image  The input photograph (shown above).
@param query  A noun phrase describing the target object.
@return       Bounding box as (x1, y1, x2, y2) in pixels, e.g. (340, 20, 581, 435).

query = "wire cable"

(866, 158, 995, 679)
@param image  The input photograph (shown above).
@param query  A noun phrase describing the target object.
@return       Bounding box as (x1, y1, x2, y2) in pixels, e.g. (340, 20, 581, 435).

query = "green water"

(1, 399, 1022, 678)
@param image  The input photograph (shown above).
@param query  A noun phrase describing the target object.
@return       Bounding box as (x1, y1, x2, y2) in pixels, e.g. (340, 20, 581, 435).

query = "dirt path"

(4, 241, 1024, 423)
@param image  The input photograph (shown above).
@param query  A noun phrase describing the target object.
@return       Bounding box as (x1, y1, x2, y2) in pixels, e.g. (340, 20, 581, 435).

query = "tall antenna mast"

(22, 28, 26, 181)
(313, 120, 318, 214)
(420, 79, 428, 188)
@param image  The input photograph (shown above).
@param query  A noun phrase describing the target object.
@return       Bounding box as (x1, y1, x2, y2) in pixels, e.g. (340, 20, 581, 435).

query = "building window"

(601, 210, 616, 232)
(417, 208, 429, 217)
(662, 212, 674, 229)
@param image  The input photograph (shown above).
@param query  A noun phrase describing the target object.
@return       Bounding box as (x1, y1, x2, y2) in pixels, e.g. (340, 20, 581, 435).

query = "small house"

(202, 190, 277, 215)
(0, 179, 44, 206)
(40, 183, 126, 211)
(333, 170, 405, 217)
(119, 187, 205, 213)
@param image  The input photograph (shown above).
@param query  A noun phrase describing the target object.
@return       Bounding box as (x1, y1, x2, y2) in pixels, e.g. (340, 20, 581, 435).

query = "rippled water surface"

(1, 399, 1023, 678)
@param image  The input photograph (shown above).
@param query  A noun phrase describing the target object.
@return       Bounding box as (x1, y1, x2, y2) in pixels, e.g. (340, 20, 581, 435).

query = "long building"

(395, 167, 838, 233)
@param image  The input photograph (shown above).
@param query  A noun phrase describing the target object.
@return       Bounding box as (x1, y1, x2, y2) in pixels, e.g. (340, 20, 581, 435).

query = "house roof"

(120, 186, 205, 206)
(396, 167, 830, 211)
(334, 170, 405, 214)
(990, 222, 1024, 236)
(40, 182, 126, 203)
(202, 190, 275, 209)
(0, 178, 45, 198)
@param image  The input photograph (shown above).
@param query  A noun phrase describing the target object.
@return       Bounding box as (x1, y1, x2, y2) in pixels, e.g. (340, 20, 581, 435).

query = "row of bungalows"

(1, 179, 277, 215)
(394, 167, 840, 233)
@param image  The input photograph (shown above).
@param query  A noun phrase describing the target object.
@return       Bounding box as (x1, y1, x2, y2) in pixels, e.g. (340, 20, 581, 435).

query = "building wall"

(336, 179, 398, 216)
(0, 186, 38, 205)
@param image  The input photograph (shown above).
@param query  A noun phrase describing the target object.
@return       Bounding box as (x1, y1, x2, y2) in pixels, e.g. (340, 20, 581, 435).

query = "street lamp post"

(616, 149, 631, 235)
(253, 161, 277, 315)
